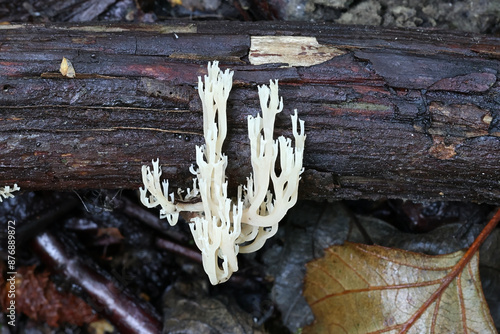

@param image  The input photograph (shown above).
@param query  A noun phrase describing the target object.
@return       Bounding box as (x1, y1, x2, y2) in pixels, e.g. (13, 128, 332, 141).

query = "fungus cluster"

(0, 184, 19, 202)
(140, 61, 305, 284)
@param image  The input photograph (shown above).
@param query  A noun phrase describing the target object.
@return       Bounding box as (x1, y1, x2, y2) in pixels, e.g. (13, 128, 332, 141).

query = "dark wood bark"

(1, 22, 500, 204)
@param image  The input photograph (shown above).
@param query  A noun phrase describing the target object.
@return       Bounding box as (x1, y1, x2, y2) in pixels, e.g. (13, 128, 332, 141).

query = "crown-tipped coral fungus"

(140, 61, 305, 284)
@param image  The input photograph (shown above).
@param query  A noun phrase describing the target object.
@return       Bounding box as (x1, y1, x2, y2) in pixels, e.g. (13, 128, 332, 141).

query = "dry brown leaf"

(303, 242, 497, 333)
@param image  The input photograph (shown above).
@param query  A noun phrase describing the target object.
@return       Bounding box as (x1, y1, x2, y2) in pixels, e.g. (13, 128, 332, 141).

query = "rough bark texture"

(1, 22, 500, 204)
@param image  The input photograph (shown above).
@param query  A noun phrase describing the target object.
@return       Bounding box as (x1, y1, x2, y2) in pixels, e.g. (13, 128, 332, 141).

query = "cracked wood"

(0, 22, 500, 204)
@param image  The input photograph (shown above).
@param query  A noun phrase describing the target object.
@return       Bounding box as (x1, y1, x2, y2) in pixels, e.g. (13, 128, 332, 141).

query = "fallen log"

(1, 22, 499, 204)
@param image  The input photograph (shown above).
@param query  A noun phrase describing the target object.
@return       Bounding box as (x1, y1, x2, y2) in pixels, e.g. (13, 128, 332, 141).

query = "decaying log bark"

(1, 22, 500, 204)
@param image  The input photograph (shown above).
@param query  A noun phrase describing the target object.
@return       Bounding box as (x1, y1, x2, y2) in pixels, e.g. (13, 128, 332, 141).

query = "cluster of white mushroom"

(140, 61, 305, 284)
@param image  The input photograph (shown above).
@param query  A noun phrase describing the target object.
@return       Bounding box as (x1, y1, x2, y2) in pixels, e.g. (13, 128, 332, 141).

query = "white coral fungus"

(0, 184, 19, 202)
(140, 61, 306, 284)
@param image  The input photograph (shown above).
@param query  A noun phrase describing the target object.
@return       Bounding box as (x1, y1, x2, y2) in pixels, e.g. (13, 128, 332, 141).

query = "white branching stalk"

(0, 184, 20, 202)
(140, 61, 305, 284)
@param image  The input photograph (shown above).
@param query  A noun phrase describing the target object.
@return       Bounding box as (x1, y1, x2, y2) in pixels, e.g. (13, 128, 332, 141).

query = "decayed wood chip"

(60, 57, 76, 78)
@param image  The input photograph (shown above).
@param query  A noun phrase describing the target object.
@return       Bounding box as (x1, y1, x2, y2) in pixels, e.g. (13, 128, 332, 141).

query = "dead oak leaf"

(303, 242, 497, 333)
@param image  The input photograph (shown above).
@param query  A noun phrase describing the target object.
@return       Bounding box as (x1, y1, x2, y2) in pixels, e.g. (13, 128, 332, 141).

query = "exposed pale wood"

(1, 22, 500, 204)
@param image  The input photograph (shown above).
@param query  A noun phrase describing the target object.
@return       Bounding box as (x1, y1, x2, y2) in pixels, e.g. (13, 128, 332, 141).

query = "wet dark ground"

(0, 0, 499, 34)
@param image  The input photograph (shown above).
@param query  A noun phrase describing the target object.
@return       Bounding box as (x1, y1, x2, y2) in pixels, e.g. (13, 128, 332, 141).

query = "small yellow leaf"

(60, 57, 76, 78)
(88, 319, 114, 334)
(169, 0, 183, 6)
(303, 242, 497, 333)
